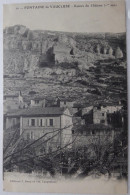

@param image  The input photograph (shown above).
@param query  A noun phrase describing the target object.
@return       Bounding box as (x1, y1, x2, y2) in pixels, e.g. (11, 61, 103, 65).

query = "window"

(30, 131, 34, 139)
(91, 130, 95, 135)
(102, 113, 104, 116)
(46, 119, 54, 126)
(100, 119, 105, 124)
(38, 119, 45, 127)
(72, 130, 74, 134)
(27, 133, 30, 140)
(96, 119, 100, 123)
(35, 100, 39, 104)
(40, 119, 42, 126)
(50, 119, 53, 126)
(31, 119, 35, 126)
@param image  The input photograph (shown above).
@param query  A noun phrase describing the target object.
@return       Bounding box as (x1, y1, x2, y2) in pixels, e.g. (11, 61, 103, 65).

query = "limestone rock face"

(41, 40, 52, 53)
(108, 47, 113, 55)
(54, 43, 72, 63)
(115, 47, 123, 59)
(3, 25, 125, 77)
(5, 25, 29, 36)
(58, 34, 76, 47)
(4, 50, 25, 74)
(22, 41, 32, 50)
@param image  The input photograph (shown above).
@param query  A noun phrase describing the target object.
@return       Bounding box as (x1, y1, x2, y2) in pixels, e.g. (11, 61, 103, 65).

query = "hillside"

(3, 25, 127, 106)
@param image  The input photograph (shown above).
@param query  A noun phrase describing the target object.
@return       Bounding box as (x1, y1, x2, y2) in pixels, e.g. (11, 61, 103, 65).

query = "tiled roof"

(31, 97, 46, 101)
(4, 94, 18, 97)
(56, 97, 74, 102)
(6, 107, 67, 117)
(73, 103, 84, 108)
(68, 107, 78, 115)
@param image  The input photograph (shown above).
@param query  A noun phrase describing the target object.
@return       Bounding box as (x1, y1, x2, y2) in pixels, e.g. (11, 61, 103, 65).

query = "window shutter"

(52, 119, 55, 126)
(47, 119, 49, 126)
(36, 119, 38, 126)
(42, 119, 45, 126)
(50, 119, 53, 126)
(38, 119, 41, 126)
(29, 119, 31, 126)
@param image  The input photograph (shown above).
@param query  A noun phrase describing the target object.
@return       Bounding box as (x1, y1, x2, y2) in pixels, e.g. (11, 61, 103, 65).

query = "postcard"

(3, 1, 127, 194)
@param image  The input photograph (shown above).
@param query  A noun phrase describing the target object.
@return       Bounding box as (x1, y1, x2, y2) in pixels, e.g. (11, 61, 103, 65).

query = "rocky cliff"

(3, 25, 127, 105)
(4, 25, 126, 76)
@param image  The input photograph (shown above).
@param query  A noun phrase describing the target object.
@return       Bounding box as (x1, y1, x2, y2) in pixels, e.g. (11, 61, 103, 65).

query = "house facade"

(93, 106, 108, 125)
(5, 107, 73, 151)
(30, 98, 46, 107)
(56, 97, 75, 108)
(83, 105, 123, 126)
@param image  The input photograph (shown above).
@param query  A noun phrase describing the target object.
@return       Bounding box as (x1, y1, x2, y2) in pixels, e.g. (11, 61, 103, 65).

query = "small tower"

(56, 97, 61, 107)
(18, 91, 23, 103)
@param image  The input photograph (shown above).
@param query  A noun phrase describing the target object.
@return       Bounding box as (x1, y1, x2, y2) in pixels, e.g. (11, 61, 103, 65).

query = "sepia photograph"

(3, 1, 128, 194)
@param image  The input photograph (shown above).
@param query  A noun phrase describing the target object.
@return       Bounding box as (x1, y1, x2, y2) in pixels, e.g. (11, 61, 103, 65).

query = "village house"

(72, 103, 84, 113)
(93, 105, 123, 125)
(4, 107, 73, 152)
(93, 106, 108, 125)
(56, 97, 75, 108)
(82, 104, 123, 126)
(29, 96, 76, 110)
(82, 106, 94, 116)
(4, 91, 25, 114)
(72, 116, 85, 127)
(30, 97, 46, 107)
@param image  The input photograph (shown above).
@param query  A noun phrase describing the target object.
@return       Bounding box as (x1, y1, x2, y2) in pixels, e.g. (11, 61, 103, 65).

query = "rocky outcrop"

(115, 47, 123, 59)
(3, 25, 125, 77)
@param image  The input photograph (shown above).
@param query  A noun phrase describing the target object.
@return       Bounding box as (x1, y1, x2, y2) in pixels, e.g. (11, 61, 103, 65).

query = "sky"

(3, 1, 126, 33)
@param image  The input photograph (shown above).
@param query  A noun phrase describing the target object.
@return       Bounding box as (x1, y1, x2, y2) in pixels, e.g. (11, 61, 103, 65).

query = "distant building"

(107, 111, 125, 128)
(56, 97, 75, 108)
(82, 106, 94, 116)
(4, 91, 23, 102)
(93, 106, 108, 125)
(72, 117, 85, 126)
(83, 105, 123, 126)
(4, 91, 25, 114)
(30, 97, 46, 107)
(5, 107, 73, 152)
(73, 103, 84, 113)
